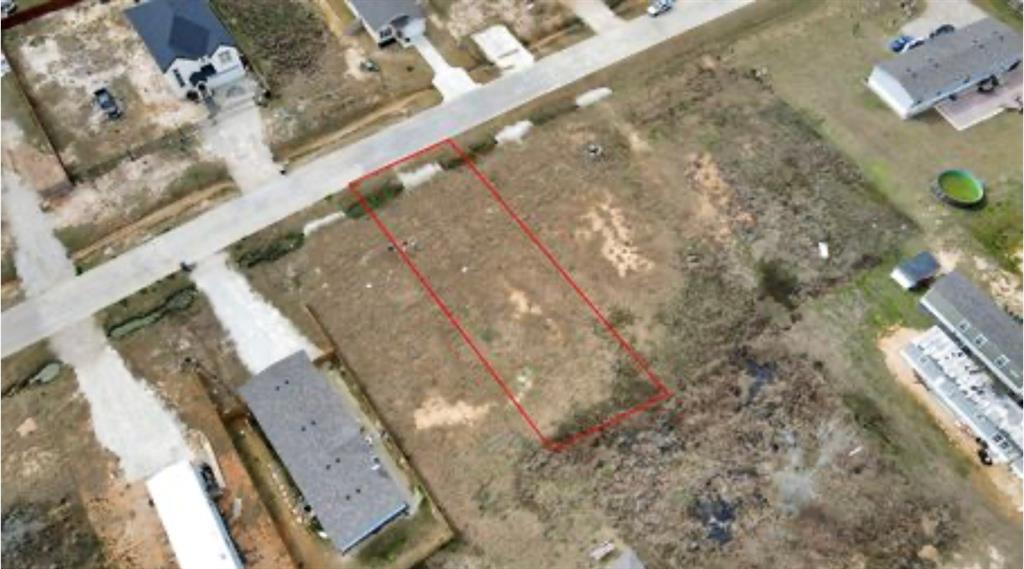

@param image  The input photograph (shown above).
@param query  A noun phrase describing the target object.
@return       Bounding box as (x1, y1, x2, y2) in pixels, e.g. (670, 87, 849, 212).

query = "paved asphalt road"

(1, 0, 754, 358)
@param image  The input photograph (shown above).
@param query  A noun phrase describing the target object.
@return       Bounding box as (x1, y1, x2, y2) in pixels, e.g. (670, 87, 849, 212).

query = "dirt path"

(878, 327, 1023, 519)
(4, 167, 189, 481)
(3, 171, 76, 293)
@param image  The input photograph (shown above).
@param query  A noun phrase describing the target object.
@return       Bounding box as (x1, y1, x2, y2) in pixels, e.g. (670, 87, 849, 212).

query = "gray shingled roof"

(921, 271, 1023, 396)
(875, 18, 1022, 102)
(240, 353, 407, 552)
(125, 0, 236, 71)
(348, 0, 424, 31)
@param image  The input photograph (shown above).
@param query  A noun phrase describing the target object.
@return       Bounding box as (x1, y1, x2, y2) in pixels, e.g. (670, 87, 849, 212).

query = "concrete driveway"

(565, 0, 624, 33)
(901, 0, 986, 38)
(3, 168, 189, 481)
(201, 78, 281, 192)
(410, 35, 477, 100)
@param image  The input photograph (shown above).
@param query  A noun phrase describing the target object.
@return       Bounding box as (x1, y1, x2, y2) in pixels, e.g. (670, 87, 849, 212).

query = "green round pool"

(935, 169, 985, 206)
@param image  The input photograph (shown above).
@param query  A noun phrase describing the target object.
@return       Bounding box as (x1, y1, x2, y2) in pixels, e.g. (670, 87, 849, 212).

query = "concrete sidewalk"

(1, 0, 755, 358)
(565, 0, 624, 34)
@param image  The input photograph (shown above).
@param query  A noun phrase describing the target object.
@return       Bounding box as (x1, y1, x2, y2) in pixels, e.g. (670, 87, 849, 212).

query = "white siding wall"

(871, 53, 1023, 119)
(399, 17, 426, 42)
(163, 45, 245, 99)
(341, 0, 424, 46)
(868, 67, 916, 119)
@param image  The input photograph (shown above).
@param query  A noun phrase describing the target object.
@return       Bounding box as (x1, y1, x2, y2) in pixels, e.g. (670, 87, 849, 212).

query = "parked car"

(93, 87, 122, 120)
(929, 24, 955, 38)
(889, 34, 913, 53)
(647, 0, 674, 17)
(901, 37, 926, 53)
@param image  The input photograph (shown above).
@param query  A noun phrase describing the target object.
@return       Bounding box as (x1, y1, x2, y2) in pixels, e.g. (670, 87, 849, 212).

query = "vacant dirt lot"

(212, 0, 436, 161)
(1, 0, 207, 178)
(225, 32, 1021, 564)
(334, 148, 668, 443)
(4, 2, 1020, 568)
(50, 146, 235, 268)
(429, 0, 578, 44)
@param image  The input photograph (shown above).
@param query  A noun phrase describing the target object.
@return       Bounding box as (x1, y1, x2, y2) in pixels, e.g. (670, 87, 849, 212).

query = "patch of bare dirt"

(5, 0, 206, 172)
(435, 0, 577, 43)
(51, 148, 206, 230)
(414, 395, 493, 430)
(576, 196, 653, 278)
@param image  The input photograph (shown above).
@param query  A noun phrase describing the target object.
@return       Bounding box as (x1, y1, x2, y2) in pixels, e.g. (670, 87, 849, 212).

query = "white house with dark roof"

(125, 0, 244, 100)
(344, 0, 426, 46)
(868, 17, 1022, 118)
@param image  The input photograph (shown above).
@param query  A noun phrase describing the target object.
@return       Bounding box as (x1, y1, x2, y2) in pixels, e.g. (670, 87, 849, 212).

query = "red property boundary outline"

(347, 138, 671, 451)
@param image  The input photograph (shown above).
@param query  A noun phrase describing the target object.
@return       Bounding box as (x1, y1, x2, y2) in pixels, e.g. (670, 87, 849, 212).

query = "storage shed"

(890, 251, 940, 290)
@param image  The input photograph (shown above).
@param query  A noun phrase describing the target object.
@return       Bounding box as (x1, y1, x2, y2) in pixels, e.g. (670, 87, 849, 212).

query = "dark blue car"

(889, 34, 913, 53)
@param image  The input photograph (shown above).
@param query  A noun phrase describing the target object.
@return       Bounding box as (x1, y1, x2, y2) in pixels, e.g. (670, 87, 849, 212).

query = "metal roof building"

(890, 251, 940, 290)
(902, 327, 1023, 478)
(125, 0, 237, 72)
(920, 271, 1023, 398)
(868, 18, 1022, 118)
(240, 352, 407, 552)
(146, 460, 243, 569)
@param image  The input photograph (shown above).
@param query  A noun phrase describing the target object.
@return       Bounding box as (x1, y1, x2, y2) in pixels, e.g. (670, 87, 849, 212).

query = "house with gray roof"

(344, 0, 426, 46)
(868, 17, 1022, 118)
(125, 0, 244, 100)
(920, 271, 1023, 398)
(240, 352, 408, 552)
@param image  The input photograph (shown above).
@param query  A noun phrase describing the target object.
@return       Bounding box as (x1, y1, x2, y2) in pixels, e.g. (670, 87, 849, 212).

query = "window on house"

(957, 319, 970, 332)
(974, 334, 987, 347)
(219, 51, 233, 65)
(995, 355, 1010, 368)
(172, 69, 185, 87)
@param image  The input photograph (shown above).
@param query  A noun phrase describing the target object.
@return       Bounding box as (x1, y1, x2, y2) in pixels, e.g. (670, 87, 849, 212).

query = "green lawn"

(730, 1, 1023, 272)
